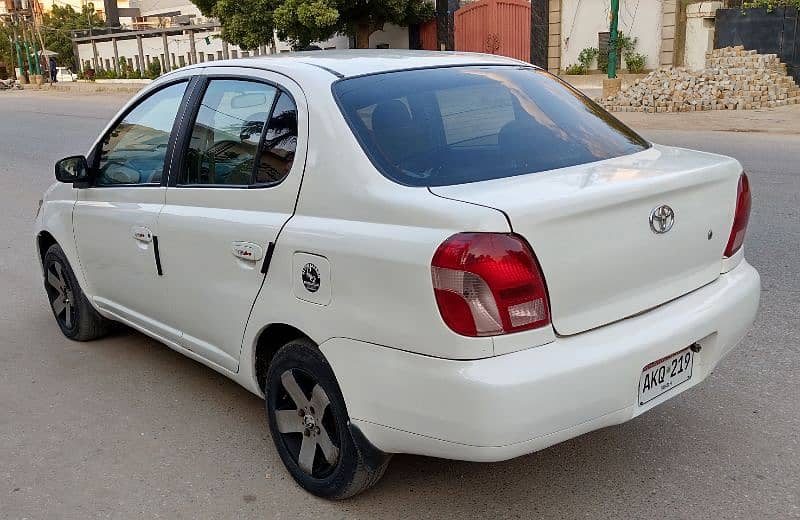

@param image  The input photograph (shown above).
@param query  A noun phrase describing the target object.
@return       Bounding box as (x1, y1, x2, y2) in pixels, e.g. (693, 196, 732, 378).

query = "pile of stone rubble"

(599, 46, 800, 112)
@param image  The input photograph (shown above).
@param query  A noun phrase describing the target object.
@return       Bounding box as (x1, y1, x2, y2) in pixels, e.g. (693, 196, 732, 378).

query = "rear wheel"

(265, 339, 391, 499)
(43, 243, 111, 341)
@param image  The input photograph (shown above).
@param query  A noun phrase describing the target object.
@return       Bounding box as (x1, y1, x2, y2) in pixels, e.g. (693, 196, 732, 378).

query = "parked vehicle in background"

(55, 67, 77, 82)
(34, 50, 760, 499)
(0, 78, 22, 90)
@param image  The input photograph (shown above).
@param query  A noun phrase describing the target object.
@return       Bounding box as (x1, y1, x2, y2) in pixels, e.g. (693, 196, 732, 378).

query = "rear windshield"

(333, 66, 649, 187)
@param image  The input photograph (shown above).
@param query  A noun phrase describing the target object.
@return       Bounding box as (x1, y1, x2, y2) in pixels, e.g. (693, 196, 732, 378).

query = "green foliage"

(194, 0, 434, 50)
(741, 0, 800, 10)
(564, 63, 585, 75)
(624, 52, 646, 73)
(40, 5, 105, 69)
(146, 59, 162, 79)
(0, 24, 14, 75)
(214, 0, 279, 50)
(273, 0, 340, 47)
(577, 47, 598, 73)
(277, 0, 434, 48)
(598, 31, 638, 73)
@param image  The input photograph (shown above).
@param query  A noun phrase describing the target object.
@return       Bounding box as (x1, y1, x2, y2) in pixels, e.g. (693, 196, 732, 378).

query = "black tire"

(43, 243, 112, 341)
(265, 339, 391, 499)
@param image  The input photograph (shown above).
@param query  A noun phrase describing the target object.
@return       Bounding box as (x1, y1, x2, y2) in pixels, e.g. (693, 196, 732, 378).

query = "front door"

(156, 70, 305, 371)
(73, 80, 190, 340)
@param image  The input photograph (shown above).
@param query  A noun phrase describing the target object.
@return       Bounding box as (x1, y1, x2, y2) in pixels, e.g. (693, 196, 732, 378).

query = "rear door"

(156, 68, 305, 371)
(73, 79, 192, 339)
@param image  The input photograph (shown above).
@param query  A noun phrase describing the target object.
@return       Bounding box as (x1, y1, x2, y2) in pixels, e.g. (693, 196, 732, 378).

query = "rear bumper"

(321, 260, 760, 462)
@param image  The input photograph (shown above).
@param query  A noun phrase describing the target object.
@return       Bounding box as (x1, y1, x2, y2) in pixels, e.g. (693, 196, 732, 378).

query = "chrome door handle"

(132, 226, 153, 243)
(232, 241, 264, 262)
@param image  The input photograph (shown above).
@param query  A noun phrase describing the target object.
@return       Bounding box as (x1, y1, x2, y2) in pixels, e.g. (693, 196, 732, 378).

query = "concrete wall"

(684, 1, 721, 71)
(558, 0, 663, 72)
(77, 24, 410, 74)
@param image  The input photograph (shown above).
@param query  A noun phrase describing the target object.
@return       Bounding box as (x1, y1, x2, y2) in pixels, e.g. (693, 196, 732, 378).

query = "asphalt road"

(1, 90, 798, 519)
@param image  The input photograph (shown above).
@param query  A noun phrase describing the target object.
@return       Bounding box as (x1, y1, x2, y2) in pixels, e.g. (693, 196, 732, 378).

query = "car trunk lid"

(429, 145, 742, 336)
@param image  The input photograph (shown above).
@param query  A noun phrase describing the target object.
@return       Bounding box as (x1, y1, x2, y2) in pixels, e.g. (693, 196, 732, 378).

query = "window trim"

(168, 75, 299, 190)
(87, 77, 196, 189)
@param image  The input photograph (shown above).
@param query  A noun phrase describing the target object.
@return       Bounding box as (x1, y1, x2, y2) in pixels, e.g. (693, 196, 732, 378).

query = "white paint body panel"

(36, 51, 761, 464)
(431, 144, 743, 336)
(323, 260, 760, 460)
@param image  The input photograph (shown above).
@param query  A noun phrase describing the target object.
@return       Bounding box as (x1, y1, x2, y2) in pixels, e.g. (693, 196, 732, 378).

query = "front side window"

(96, 81, 187, 186)
(333, 66, 649, 187)
(178, 79, 278, 186)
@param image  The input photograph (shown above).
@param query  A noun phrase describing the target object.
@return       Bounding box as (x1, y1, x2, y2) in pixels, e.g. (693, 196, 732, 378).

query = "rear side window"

(178, 79, 277, 186)
(255, 92, 298, 184)
(333, 66, 649, 187)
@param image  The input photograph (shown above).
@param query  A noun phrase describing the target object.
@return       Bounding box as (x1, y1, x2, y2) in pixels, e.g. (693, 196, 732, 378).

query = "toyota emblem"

(649, 205, 675, 234)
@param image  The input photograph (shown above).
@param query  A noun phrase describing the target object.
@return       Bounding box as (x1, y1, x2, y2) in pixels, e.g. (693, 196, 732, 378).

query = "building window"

(198, 53, 205, 63)
(178, 55, 185, 67)
(207, 53, 214, 61)
(241, 50, 249, 58)
(217, 50, 223, 60)
(231, 49, 238, 59)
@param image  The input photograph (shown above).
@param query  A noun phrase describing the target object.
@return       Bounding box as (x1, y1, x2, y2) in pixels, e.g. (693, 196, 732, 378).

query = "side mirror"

(55, 155, 90, 183)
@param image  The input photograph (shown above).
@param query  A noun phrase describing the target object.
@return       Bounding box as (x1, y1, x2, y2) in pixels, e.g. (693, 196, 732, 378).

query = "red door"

(454, 0, 531, 62)
(420, 20, 438, 51)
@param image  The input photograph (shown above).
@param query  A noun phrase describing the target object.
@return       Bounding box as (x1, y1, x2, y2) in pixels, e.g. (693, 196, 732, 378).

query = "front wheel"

(43, 243, 112, 341)
(265, 339, 391, 499)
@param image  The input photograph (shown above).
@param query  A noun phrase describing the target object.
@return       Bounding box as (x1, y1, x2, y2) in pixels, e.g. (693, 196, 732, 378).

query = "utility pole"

(601, 0, 622, 99)
(607, 0, 619, 79)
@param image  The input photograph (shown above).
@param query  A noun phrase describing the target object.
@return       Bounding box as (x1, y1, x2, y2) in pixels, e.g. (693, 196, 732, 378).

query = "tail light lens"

(724, 172, 751, 258)
(431, 233, 551, 337)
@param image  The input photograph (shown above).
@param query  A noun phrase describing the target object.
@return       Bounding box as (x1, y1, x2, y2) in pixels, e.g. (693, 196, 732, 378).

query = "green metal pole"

(14, 41, 25, 76)
(608, 0, 619, 79)
(31, 38, 41, 75)
(24, 41, 34, 76)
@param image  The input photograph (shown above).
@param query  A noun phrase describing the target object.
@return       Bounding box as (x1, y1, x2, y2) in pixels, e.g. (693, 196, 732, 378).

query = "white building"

(73, 0, 410, 74)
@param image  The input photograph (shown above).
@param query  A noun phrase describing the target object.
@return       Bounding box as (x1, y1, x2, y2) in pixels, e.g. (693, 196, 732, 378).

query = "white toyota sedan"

(35, 50, 760, 499)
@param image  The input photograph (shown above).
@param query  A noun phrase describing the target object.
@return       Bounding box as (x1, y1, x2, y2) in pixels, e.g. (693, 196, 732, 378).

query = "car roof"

(183, 49, 532, 79)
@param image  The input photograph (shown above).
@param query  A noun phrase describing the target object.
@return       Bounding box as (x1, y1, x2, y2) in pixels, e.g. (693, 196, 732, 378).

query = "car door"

(73, 79, 194, 340)
(156, 69, 306, 371)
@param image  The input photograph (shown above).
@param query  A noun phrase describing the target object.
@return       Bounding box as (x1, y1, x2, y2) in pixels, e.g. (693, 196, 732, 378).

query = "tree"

(40, 5, 105, 68)
(213, 0, 279, 50)
(0, 23, 14, 75)
(193, 0, 433, 50)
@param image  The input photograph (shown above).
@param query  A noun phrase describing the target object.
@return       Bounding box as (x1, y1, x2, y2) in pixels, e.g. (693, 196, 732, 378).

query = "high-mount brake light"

(724, 172, 751, 258)
(431, 233, 551, 337)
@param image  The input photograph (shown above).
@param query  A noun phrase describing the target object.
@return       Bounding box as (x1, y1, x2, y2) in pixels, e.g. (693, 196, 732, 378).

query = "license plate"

(638, 347, 694, 405)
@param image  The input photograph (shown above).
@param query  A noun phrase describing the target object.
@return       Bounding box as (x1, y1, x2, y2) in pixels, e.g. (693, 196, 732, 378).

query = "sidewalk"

(43, 80, 147, 94)
(613, 103, 800, 135)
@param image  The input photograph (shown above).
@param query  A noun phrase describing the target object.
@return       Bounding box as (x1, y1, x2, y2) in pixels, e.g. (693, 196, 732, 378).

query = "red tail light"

(724, 173, 751, 258)
(431, 233, 551, 337)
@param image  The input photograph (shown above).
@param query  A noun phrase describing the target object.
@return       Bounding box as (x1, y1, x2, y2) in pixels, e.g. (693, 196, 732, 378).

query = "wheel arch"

(37, 230, 58, 267)
(252, 323, 314, 393)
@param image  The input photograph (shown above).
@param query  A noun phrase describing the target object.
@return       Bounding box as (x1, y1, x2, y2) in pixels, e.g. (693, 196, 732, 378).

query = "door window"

(178, 79, 278, 186)
(96, 81, 187, 186)
(255, 92, 298, 184)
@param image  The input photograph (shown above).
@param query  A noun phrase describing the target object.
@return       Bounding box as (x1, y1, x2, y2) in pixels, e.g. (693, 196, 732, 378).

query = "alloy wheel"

(274, 369, 340, 477)
(46, 260, 75, 330)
